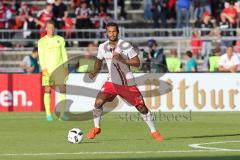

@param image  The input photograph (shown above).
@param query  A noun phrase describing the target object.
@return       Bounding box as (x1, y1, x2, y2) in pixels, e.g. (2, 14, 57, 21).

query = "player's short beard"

(109, 36, 118, 44)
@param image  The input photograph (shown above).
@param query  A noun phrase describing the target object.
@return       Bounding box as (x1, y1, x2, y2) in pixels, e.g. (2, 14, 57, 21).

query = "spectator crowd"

(0, 0, 118, 47)
(141, 39, 240, 73)
(0, 0, 239, 48)
(0, 0, 239, 73)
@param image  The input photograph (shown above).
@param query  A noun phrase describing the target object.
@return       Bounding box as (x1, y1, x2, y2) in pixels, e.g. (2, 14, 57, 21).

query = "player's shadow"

(167, 133, 240, 140)
(59, 156, 240, 160)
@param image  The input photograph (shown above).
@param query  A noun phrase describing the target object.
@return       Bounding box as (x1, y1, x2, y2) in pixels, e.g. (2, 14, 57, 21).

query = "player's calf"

(87, 95, 109, 139)
(93, 107, 103, 128)
(44, 87, 53, 121)
(136, 104, 164, 142)
(87, 107, 103, 139)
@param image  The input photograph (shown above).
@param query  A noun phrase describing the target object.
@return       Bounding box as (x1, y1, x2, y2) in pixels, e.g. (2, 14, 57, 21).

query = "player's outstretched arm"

(89, 59, 103, 79)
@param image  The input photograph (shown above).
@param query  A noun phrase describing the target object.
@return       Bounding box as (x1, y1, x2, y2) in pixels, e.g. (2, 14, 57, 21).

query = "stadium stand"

(0, 0, 239, 72)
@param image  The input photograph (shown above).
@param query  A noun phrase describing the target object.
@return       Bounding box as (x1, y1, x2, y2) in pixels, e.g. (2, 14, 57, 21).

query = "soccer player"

(87, 22, 164, 141)
(38, 20, 68, 121)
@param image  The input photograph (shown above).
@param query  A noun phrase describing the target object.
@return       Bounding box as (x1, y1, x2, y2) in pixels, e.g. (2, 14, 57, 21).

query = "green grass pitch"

(0, 112, 240, 160)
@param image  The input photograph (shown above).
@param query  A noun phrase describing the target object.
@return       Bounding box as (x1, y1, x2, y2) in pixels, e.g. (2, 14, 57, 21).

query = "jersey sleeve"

(60, 37, 68, 68)
(119, 41, 138, 59)
(38, 40, 46, 70)
(126, 44, 138, 59)
(96, 45, 104, 60)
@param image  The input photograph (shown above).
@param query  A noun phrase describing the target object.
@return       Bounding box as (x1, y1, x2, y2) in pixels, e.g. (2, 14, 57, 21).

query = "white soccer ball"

(67, 128, 84, 144)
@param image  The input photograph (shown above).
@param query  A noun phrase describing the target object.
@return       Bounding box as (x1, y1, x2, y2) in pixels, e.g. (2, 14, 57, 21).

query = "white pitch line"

(189, 141, 240, 151)
(0, 149, 240, 157)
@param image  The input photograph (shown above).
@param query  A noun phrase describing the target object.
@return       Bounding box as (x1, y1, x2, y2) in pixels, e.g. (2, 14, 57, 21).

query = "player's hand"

(113, 53, 125, 63)
(89, 72, 97, 80)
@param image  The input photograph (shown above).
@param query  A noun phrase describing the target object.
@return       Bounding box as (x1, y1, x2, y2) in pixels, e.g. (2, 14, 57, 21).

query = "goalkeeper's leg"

(44, 86, 53, 121)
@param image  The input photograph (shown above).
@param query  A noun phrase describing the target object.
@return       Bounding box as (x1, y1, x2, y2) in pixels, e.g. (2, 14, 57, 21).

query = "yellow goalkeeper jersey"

(38, 35, 68, 73)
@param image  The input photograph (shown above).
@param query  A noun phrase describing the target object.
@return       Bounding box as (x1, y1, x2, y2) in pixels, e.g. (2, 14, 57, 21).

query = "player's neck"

(47, 34, 54, 38)
(109, 39, 118, 47)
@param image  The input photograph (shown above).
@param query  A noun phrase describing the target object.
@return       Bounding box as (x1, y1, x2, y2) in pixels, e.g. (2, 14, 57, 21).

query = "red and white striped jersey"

(97, 39, 138, 86)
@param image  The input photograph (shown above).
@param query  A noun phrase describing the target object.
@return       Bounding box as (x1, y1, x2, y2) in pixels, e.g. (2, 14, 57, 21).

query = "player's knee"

(136, 104, 148, 115)
(95, 99, 104, 109)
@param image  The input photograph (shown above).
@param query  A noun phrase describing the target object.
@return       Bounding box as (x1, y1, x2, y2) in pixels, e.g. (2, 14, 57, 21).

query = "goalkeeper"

(38, 20, 68, 121)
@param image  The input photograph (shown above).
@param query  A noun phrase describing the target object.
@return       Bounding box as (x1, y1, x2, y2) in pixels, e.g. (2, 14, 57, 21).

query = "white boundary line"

(0, 149, 240, 157)
(189, 141, 240, 151)
(1, 141, 240, 157)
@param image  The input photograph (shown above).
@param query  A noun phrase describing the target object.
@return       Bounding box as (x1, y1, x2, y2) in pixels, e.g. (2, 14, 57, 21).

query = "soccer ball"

(67, 128, 84, 144)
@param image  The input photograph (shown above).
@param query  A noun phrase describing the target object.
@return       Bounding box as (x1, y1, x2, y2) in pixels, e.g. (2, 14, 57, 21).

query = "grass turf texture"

(0, 112, 240, 160)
